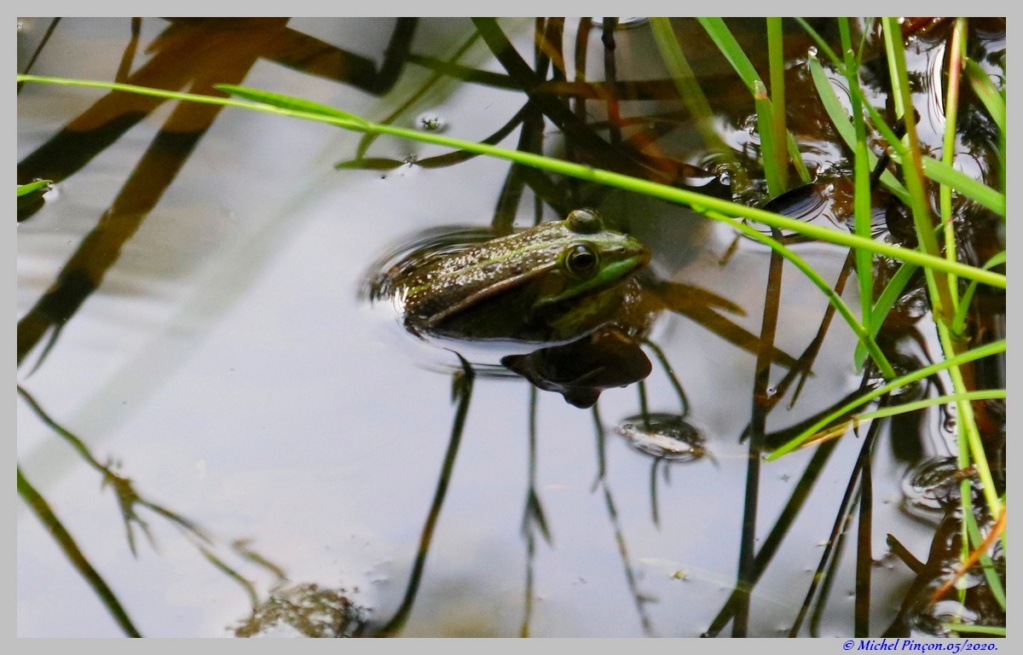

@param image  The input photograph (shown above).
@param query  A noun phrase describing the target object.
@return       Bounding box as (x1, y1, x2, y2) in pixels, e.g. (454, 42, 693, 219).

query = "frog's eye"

(563, 243, 600, 278)
(566, 209, 603, 234)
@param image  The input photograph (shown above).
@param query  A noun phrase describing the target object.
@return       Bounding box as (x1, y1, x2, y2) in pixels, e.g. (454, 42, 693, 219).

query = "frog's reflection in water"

(501, 325, 651, 408)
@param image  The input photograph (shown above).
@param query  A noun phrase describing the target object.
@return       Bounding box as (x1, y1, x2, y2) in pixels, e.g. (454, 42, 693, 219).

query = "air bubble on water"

(416, 113, 447, 133)
(900, 456, 965, 521)
(942, 412, 957, 433)
(681, 171, 717, 187)
(43, 182, 60, 202)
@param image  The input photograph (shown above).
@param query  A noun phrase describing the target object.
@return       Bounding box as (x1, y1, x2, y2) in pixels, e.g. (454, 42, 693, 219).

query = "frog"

(372, 209, 652, 345)
(366, 209, 655, 406)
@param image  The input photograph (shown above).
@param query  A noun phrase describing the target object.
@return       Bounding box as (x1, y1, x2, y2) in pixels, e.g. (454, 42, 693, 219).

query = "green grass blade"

(964, 58, 1005, 134)
(942, 623, 1006, 637)
(952, 251, 1006, 335)
(852, 389, 1005, 422)
(939, 19, 966, 322)
(698, 17, 802, 190)
(785, 132, 812, 184)
(853, 262, 918, 369)
(696, 17, 763, 94)
(705, 209, 894, 379)
(214, 84, 370, 127)
(766, 18, 790, 189)
(17, 74, 1006, 290)
(920, 157, 1005, 216)
(837, 18, 876, 355)
(767, 339, 1006, 460)
(753, 82, 784, 197)
(792, 18, 841, 68)
(649, 18, 731, 155)
(852, 136, 874, 346)
(17, 179, 51, 197)
(881, 18, 943, 253)
(964, 56, 1005, 195)
(356, 30, 481, 160)
(17, 74, 371, 130)
(802, 37, 1005, 217)
(807, 56, 910, 203)
(959, 489, 1007, 608)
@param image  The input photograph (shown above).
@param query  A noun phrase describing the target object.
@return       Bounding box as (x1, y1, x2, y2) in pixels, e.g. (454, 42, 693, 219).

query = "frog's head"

(527, 209, 650, 310)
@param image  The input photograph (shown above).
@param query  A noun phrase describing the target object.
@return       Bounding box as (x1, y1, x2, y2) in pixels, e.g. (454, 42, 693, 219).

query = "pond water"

(17, 18, 1005, 638)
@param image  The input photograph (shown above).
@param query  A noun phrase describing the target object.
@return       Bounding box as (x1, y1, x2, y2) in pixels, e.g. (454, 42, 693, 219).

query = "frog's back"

(395, 222, 569, 326)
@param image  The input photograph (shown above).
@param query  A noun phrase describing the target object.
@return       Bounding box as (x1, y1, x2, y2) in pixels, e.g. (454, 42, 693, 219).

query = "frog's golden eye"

(563, 243, 599, 278)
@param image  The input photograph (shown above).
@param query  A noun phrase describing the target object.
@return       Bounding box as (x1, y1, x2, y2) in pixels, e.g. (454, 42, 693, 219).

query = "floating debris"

(616, 412, 707, 462)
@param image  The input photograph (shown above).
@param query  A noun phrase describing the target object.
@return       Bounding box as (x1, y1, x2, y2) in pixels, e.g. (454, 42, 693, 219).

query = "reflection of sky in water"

(18, 18, 945, 637)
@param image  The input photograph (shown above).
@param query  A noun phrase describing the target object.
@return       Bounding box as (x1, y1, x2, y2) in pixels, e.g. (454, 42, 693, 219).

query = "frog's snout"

(626, 243, 652, 272)
(637, 245, 652, 268)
